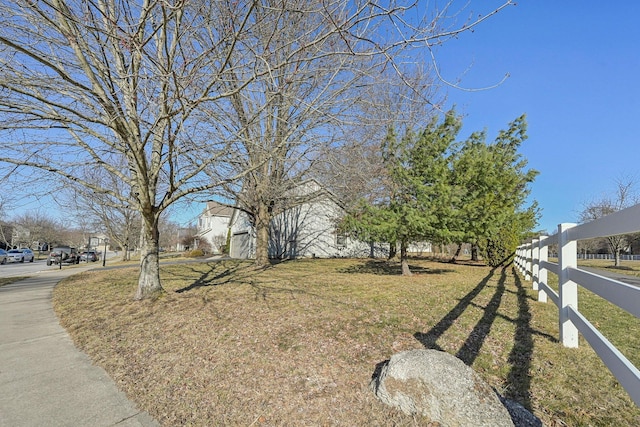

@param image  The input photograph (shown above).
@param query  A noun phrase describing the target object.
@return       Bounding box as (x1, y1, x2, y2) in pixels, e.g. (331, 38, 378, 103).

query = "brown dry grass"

(52, 258, 640, 426)
(0, 276, 28, 287)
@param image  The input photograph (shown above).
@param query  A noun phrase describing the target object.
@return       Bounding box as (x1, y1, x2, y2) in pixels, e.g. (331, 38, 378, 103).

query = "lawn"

(52, 258, 640, 426)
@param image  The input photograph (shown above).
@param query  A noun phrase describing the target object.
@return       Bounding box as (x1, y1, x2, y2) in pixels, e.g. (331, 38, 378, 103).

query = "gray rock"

(370, 349, 514, 427)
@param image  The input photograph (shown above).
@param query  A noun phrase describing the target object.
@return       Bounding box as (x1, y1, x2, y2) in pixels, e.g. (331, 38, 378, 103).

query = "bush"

(186, 249, 204, 258)
(479, 224, 522, 267)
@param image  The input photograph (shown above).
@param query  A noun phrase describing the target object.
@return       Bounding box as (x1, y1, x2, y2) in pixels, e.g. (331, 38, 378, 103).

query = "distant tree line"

(578, 177, 640, 267)
(0, 211, 188, 257)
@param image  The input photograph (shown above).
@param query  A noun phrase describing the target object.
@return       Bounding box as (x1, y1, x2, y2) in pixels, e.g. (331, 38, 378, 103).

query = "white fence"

(514, 203, 640, 406)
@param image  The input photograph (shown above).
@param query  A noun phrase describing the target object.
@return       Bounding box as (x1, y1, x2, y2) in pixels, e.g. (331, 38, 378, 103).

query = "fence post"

(524, 243, 531, 280)
(538, 236, 548, 303)
(558, 223, 578, 348)
(532, 238, 539, 291)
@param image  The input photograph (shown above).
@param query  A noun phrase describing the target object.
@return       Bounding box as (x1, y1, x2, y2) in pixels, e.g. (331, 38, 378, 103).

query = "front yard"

(53, 257, 640, 426)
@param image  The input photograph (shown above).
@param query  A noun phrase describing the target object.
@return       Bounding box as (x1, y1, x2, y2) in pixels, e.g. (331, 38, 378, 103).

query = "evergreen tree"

(343, 111, 462, 275)
(451, 115, 539, 265)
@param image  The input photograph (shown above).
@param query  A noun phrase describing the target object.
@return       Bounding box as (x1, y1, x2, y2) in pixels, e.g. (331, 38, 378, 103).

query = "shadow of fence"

(414, 266, 557, 411)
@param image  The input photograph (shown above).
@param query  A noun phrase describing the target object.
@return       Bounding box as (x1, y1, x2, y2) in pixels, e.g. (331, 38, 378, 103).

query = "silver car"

(7, 248, 35, 263)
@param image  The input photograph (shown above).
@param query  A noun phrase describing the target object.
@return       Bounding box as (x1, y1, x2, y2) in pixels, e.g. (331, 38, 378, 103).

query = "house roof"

(203, 201, 234, 217)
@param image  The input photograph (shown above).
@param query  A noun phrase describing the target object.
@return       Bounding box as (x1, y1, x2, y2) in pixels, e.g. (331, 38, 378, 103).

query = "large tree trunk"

(450, 243, 462, 263)
(254, 204, 271, 267)
(135, 216, 163, 300)
(388, 241, 397, 259)
(400, 240, 412, 276)
(614, 249, 621, 267)
(471, 244, 479, 261)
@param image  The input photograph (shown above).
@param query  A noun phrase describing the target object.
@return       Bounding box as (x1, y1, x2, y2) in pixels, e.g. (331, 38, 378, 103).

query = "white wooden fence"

(514, 203, 640, 406)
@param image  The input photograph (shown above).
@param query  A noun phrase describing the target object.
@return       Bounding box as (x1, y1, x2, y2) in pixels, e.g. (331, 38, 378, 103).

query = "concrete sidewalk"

(0, 266, 158, 427)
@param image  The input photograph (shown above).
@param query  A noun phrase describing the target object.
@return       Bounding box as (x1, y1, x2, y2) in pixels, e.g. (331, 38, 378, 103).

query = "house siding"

(199, 181, 424, 260)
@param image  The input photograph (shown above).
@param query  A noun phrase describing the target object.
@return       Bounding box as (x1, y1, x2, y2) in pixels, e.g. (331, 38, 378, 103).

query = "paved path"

(581, 266, 640, 288)
(0, 266, 158, 427)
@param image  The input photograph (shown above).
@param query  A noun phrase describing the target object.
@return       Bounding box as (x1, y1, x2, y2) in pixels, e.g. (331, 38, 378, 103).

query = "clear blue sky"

(435, 0, 640, 234)
(8, 1, 639, 234)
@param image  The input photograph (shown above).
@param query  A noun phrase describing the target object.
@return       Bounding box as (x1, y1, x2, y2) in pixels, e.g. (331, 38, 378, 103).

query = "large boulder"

(370, 349, 517, 427)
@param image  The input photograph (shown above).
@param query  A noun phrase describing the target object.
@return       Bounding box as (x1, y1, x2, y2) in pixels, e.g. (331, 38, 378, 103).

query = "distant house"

(197, 201, 235, 254)
(197, 180, 383, 260)
(10, 225, 30, 248)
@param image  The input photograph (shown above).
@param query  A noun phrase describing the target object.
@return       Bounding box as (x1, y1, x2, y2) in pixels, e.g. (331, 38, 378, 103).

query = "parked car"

(47, 246, 80, 266)
(7, 248, 35, 263)
(79, 250, 98, 262)
(0, 249, 7, 265)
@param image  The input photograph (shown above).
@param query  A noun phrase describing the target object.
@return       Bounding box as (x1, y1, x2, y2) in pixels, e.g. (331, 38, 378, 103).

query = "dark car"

(79, 250, 98, 262)
(0, 249, 7, 265)
(47, 246, 80, 266)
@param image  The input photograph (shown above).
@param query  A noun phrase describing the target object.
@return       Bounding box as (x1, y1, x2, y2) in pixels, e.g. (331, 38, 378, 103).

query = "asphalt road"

(0, 253, 118, 279)
(580, 266, 640, 288)
(0, 259, 53, 278)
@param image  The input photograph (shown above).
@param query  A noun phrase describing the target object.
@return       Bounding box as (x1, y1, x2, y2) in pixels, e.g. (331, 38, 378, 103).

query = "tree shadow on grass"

(414, 266, 557, 412)
(414, 266, 499, 353)
(168, 260, 349, 308)
(338, 259, 454, 276)
(166, 261, 254, 293)
(504, 270, 557, 409)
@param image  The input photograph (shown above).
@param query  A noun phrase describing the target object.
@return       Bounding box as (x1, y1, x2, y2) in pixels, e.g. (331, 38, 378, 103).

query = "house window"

(336, 234, 347, 248)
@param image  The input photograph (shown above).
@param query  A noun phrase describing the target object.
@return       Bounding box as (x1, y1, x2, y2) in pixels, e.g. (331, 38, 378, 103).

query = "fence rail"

(515, 203, 640, 406)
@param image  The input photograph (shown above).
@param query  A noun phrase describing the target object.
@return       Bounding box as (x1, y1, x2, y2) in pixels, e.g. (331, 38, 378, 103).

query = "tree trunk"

(450, 243, 462, 263)
(121, 236, 130, 262)
(615, 249, 621, 267)
(400, 240, 412, 276)
(388, 241, 397, 259)
(254, 204, 271, 267)
(471, 244, 479, 261)
(134, 216, 163, 300)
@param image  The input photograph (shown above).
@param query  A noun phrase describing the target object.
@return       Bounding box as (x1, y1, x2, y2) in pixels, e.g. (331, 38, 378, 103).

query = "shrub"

(186, 249, 204, 258)
(479, 224, 520, 267)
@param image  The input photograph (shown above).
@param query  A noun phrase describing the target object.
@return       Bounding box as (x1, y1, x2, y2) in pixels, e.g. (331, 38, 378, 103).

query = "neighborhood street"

(580, 266, 640, 288)
(0, 253, 118, 279)
(1, 259, 51, 278)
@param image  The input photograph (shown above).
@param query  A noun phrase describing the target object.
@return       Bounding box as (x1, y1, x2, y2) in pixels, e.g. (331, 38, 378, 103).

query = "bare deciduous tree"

(13, 212, 62, 252)
(209, 1, 514, 266)
(579, 177, 639, 266)
(0, 0, 514, 293)
(58, 158, 142, 261)
(0, 1, 255, 298)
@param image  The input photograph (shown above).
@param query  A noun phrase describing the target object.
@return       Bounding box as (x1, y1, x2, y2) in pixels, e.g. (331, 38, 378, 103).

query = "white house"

(197, 180, 385, 260)
(197, 201, 234, 254)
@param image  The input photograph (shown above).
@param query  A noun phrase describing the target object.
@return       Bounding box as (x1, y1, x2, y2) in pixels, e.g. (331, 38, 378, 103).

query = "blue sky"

(7, 1, 638, 234)
(129, 1, 640, 231)
(434, 1, 640, 234)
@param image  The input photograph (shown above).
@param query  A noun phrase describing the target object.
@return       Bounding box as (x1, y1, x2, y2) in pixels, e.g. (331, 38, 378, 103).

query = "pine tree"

(451, 115, 538, 266)
(343, 111, 461, 275)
